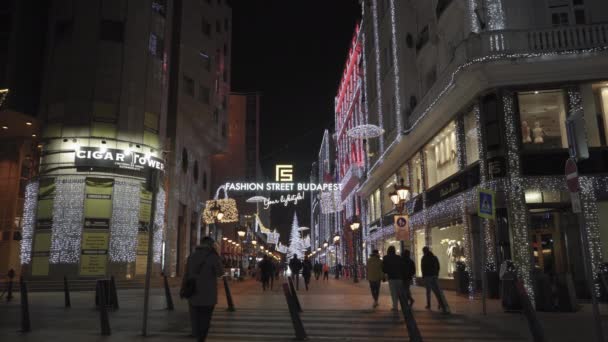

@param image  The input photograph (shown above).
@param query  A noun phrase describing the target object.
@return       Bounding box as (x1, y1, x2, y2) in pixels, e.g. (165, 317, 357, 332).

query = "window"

(424, 121, 458, 188)
(382, 175, 397, 215)
(464, 110, 480, 165)
(595, 84, 608, 145)
(430, 223, 465, 279)
(199, 85, 210, 104)
(202, 18, 211, 36)
(374, 189, 381, 221)
(518, 90, 568, 151)
(551, 12, 569, 26)
(415, 230, 426, 277)
(100, 20, 124, 42)
(574, 9, 586, 24)
(411, 153, 423, 196)
(183, 76, 194, 96)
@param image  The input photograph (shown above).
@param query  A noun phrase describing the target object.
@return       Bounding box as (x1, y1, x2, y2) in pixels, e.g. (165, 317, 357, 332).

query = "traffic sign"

(478, 189, 495, 220)
(565, 158, 579, 193)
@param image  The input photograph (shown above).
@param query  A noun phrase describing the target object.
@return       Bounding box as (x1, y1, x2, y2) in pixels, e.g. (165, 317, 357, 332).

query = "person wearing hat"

(366, 249, 383, 308)
(181, 236, 224, 342)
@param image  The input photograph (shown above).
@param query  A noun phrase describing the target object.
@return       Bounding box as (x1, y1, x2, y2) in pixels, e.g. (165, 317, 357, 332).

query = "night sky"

(231, 1, 361, 241)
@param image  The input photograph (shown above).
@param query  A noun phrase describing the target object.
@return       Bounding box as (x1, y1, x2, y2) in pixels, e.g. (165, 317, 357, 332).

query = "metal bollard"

(97, 280, 111, 336)
(20, 277, 30, 333)
(398, 291, 423, 342)
(64, 276, 71, 308)
(110, 275, 119, 310)
(282, 283, 307, 340)
(223, 276, 236, 312)
(163, 275, 174, 311)
(515, 280, 545, 342)
(288, 277, 302, 313)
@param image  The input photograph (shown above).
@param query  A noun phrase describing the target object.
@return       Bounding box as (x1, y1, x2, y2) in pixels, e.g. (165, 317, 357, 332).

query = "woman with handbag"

(180, 237, 224, 342)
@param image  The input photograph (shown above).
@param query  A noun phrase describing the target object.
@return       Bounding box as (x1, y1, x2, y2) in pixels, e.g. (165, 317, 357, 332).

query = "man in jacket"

(402, 249, 416, 307)
(259, 255, 273, 291)
(382, 246, 404, 311)
(289, 254, 303, 290)
(421, 246, 445, 312)
(302, 255, 313, 291)
(366, 249, 383, 308)
(181, 237, 224, 342)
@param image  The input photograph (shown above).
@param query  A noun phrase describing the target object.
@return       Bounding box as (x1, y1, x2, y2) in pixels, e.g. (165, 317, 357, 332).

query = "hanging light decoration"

(153, 187, 166, 264)
(49, 177, 86, 264)
(20, 181, 39, 265)
(109, 179, 141, 262)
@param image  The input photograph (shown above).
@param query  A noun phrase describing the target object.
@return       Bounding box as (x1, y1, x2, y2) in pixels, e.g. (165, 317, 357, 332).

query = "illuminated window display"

(464, 110, 479, 165)
(598, 86, 608, 145)
(518, 90, 568, 150)
(411, 154, 423, 196)
(597, 202, 608, 263)
(415, 230, 425, 277)
(430, 223, 465, 279)
(424, 121, 458, 188)
(382, 175, 397, 214)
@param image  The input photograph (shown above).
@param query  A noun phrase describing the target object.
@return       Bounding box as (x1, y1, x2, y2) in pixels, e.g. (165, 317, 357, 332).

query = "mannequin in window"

(533, 121, 545, 144)
(521, 120, 532, 143)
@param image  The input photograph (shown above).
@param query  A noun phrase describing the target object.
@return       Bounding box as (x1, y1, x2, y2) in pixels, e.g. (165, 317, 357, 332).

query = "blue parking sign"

(478, 189, 495, 220)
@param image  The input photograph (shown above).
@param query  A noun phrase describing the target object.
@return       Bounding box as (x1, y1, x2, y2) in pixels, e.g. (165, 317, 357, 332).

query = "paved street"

(0, 276, 607, 341)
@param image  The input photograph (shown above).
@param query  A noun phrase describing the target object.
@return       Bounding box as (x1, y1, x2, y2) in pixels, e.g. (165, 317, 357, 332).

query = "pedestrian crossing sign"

(478, 189, 495, 220)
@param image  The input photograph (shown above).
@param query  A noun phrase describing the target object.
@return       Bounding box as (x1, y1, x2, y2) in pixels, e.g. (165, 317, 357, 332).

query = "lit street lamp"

(389, 178, 411, 214)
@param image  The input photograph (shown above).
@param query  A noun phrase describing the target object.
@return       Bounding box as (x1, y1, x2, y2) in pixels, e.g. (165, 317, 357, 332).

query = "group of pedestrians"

(366, 245, 446, 312)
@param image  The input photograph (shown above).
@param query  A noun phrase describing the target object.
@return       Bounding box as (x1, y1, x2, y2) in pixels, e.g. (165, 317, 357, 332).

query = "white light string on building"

(371, 0, 384, 152)
(20, 181, 39, 265)
(153, 187, 166, 264)
(485, 0, 506, 30)
(389, 0, 402, 139)
(109, 179, 141, 262)
(50, 177, 86, 264)
(467, 0, 481, 34)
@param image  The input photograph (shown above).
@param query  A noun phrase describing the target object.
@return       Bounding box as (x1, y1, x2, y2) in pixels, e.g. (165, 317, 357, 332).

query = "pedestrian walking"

(322, 263, 329, 281)
(302, 255, 313, 291)
(421, 246, 445, 312)
(259, 255, 273, 291)
(269, 261, 277, 290)
(180, 237, 224, 342)
(366, 249, 383, 308)
(289, 254, 303, 290)
(382, 246, 404, 311)
(313, 262, 321, 280)
(336, 263, 342, 279)
(402, 249, 416, 307)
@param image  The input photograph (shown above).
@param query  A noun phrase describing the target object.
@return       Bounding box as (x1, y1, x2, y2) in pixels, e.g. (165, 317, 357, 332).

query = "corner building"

(358, 0, 608, 302)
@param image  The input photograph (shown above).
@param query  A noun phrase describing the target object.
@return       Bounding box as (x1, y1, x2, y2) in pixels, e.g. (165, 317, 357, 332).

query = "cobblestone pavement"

(0, 276, 606, 341)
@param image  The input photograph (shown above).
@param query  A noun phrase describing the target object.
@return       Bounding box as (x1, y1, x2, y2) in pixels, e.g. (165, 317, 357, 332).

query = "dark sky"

(231, 1, 361, 241)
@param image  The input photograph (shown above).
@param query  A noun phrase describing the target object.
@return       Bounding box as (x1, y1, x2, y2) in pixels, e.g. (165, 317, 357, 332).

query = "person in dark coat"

(382, 246, 404, 311)
(289, 254, 303, 290)
(181, 237, 224, 342)
(421, 246, 445, 312)
(302, 255, 313, 291)
(313, 262, 321, 280)
(402, 249, 416, 307)
(259, 255, 273, 291)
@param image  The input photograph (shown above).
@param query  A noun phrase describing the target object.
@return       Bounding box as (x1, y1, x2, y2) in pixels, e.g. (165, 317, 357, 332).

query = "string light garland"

(153, 187, 166, 264)
(485, 0, 506, 30)
(389, 0, 402, 138)
(371, 0, 384, 152)
(468, 0, 481, 34)
(109, 179, 141, 262)
(20, 181, 39, 265)
(50, 177, 86, 264)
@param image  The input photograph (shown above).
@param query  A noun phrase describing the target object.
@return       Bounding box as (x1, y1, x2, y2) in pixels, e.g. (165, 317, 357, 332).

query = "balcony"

(408, 23, 608, 128)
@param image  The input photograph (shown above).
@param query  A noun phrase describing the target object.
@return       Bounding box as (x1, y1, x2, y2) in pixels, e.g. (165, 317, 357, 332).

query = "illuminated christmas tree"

(288, 212, 306, 259)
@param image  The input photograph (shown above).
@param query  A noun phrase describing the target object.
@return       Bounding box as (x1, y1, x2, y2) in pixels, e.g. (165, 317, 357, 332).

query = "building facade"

(358, 0, 608, 301)
(10, 0, 231, 280)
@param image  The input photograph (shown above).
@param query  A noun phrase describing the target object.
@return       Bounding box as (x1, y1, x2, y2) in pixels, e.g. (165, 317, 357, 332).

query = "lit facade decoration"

(358, 0, 608, 302)
(49, 177, 86, 264)
(203, 186, 239, 224)
(109, 179, 141, 262)
(20, 181, 39, 265)
(153, 187, 166, 264)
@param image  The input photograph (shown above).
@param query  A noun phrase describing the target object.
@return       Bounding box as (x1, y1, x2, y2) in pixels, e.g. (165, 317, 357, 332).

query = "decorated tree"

(288, 212, 306, 259)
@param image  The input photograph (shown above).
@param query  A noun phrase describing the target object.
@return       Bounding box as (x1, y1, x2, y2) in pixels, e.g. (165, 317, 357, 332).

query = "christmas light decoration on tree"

(288, 213, 306, 259)
(20, 181, 39, 265)
(109, 179, 141, 262)
(153, 187, 166, 264)
(50, 177, 86, 264)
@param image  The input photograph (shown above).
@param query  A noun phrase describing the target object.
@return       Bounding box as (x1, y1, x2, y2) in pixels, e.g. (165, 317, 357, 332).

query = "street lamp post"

(389, 179, 410, 255)
(350, 217, 361, 283)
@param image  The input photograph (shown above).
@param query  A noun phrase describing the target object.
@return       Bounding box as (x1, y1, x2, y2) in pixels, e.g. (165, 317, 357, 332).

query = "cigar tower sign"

(75, 147, 165, 173)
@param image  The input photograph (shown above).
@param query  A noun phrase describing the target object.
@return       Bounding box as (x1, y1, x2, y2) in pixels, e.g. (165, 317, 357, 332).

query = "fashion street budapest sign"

(75, 147, 165, 172)
(224, 182, 340, 192)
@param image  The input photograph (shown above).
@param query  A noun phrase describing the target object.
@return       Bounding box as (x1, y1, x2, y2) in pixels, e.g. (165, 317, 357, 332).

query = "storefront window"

(430, 224, 465, 279)
(596, 85, 608, 146)
(424, 121, 458, 188)
(518, 90, 568, 150)
(382, 175, 397, 215)
(411, 154, 423, 196)
(464, 110, 479, 165)
(398, 162, 410, 189)
(415, 230, 425, 277)
(367, 194, 375, 224)
(374, 189, 381, 221)
(597, 202, 608, 263)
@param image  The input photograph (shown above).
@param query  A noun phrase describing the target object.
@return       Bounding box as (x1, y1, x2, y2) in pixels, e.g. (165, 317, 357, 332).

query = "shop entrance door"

(529, 211, 567, 275)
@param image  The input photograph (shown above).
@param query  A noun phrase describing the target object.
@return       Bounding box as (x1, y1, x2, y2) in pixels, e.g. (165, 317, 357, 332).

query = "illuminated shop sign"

(224, 182, 340, 192)
(75, 147, 165, 172)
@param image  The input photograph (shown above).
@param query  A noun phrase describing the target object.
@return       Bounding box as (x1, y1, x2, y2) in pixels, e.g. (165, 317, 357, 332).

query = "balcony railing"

(408, 23, 608, 129)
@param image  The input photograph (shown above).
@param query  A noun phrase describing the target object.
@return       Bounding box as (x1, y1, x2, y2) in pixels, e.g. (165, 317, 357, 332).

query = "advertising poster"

(80, 178, 113, 276)
(32, 178, 54, 276)
(80, 231, 109, 276)
(135, 228, 150, 275)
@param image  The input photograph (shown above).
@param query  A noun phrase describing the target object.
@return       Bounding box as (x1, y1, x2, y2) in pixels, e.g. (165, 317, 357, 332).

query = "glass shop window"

(518, 90, 568, 151)
(430, 223, 465, 279)
(415, 230, 426, 277)
(595, 84, 608, 146)
(382, 175, 397, 215)
(424, 121, 458, 188)
(411, 154, 423, 196)
(464, 110, 480, 165)
(374, 189, 381, 221)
